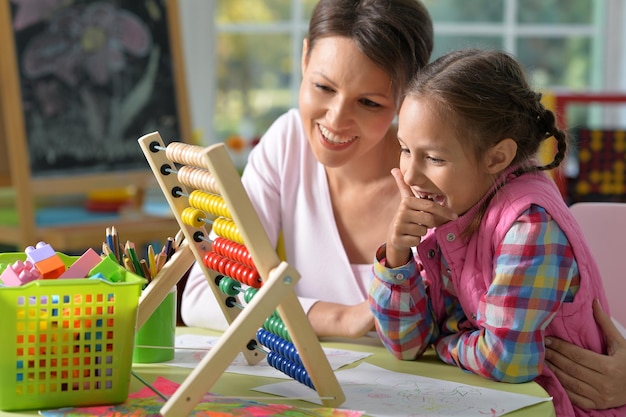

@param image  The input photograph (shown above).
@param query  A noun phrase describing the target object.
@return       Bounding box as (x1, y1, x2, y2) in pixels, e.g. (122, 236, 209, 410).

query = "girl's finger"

(391, 168, 413, 198)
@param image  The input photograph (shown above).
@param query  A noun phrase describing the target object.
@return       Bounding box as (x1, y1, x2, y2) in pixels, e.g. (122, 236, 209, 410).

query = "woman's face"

(299, 36, 397, 168)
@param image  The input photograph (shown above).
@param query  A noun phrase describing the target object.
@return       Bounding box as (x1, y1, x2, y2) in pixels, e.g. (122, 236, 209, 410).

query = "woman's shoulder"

(267, 108, 303, 134)
(244, 108, 313, 179)
(252, 109, 304, 152)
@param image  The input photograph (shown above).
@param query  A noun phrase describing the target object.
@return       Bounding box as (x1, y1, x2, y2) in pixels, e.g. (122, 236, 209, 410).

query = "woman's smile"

(318, 124, 359, 147)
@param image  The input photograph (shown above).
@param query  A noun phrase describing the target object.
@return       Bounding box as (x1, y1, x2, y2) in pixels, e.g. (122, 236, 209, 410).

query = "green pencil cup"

(133, 287, 176, 363)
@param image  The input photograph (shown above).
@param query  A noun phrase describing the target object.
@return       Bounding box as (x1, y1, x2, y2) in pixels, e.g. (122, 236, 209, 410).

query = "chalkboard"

(4, 0, 190, 178)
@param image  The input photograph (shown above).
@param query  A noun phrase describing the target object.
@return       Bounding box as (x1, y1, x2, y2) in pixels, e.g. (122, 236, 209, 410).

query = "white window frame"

(180, 0, 625, 144)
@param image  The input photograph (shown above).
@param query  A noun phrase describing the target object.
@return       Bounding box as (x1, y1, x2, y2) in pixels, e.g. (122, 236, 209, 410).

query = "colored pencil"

(125, 241, 143, 277)
(155, 252, 167, 272)
(174, 230, 185, 250)
(102, 242, 112, 257)
(163, 237, 174, 261)
(105, 227, 114, 255)
(139, 259, 151, 281)
(148, 244, 157, 278)
(111, 226, 121, 265)
(123, 255, 136, 273)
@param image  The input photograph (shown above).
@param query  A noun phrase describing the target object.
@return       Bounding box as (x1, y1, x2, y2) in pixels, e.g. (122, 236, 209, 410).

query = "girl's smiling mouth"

(415, 191, 446, 205)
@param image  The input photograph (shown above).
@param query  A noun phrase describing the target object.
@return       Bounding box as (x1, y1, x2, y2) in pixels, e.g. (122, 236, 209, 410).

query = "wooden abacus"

(137, 131, 345, 416)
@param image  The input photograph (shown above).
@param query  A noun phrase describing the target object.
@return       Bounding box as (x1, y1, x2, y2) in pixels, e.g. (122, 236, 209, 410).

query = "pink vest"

(417, 169, 623, 416)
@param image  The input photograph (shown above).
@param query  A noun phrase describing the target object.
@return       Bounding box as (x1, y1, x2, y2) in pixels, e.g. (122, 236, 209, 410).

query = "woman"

(180, 0, 434, 338)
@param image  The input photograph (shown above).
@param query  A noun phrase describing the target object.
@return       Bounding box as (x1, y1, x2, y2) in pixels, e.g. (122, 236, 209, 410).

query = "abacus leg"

(136, 242, 195, 329)
(275, 292, 347, 408)
(160, 262, 300, 417)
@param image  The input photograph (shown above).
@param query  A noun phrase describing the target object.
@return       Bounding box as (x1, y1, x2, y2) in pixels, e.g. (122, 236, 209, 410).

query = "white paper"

(254, 362, 552, 417)
(162, 333, 372, 379)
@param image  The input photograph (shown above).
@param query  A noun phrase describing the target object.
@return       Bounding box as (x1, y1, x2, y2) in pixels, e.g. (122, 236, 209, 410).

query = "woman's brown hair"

(307, 0, 433, 100)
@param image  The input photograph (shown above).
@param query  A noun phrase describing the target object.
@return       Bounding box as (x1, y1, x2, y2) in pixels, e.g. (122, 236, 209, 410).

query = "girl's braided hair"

(405, 48, 567, 173)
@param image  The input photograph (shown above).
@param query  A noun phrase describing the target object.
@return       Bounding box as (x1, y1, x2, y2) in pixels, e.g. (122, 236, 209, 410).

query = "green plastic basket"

(0, 253, 146, 411)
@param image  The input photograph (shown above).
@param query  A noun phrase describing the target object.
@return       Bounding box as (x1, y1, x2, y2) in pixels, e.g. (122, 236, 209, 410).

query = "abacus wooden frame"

(137, 131, 345, 417)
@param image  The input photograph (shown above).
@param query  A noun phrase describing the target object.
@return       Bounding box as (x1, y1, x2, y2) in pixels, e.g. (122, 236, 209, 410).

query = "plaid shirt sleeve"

(438, 205, 578, 382)
(369, 245, 437, 360)
(370, 205, 578, 383)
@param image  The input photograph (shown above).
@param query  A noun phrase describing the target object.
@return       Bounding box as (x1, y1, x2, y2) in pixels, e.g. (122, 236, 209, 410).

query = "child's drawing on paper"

(254, 363, 551, 417)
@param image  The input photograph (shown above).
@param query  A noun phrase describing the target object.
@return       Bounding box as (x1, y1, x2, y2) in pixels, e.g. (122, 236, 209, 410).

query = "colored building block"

(25, 241, 57, 263)
(24, 241, 67, 278)
(89, 255, 126, 282)
(0, 260, 42, 286)
(59, 248, 103, 279)
(35, 255, 66, 279)
(88, 272, 108, 281)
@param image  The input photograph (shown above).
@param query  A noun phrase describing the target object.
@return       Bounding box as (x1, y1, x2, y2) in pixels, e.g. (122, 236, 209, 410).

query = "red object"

(34, 255, 66, 279)
(552, 92, 626, 198)
(85, 199, 131, 212)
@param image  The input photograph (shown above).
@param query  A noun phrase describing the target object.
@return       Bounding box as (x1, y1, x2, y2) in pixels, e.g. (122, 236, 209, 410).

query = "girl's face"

(397, 97, 496, 217)
(299, 36, 397, 168)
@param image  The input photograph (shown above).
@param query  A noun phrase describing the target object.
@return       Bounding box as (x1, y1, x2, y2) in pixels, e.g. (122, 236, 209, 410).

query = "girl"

(368, 49, 624, 416)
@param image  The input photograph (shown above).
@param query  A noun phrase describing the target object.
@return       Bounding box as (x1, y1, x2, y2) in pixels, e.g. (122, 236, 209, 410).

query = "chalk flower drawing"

(21, 2, 151, 86)
(10, 0, 175, 175)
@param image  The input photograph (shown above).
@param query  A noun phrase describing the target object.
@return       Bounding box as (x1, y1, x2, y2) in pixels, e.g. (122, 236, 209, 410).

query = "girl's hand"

(545, 299, 626, 409)
(385, 168, 457, 268)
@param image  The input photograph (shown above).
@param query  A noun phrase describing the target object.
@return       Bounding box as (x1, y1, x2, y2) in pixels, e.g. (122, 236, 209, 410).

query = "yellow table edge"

(0, 327, 555, 417)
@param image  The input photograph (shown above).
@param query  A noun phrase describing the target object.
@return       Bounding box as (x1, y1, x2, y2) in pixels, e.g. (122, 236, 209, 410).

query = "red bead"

(212, 238, 223, 253)
(232, 264, 245, 282)
(227, 260, 239, 278)
(203, 252, 215, 269)
(208, 255, 217, 271)
(248, 269, 261, 288)
(217, 256, 229, 275)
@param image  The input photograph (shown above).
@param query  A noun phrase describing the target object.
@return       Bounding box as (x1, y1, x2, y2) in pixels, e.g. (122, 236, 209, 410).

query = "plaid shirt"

(369, 205, 579, 383)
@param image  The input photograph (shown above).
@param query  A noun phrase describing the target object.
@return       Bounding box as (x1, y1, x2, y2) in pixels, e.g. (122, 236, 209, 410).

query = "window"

(188, 0, 619, 156)
(189, 0, 316, 166)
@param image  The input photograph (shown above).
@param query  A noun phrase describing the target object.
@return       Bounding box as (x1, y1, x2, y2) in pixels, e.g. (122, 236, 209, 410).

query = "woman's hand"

(307, 300, 374, 339)
(545, 299, 626, 409)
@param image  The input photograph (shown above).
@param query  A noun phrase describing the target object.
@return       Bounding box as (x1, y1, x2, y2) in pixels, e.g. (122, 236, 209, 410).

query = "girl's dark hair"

(406, 48, 567, 172)
(307, 0, 433, 100)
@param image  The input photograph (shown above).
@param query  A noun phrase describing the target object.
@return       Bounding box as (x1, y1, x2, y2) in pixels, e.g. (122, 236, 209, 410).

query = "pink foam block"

(25, 241, 56, 263)
(59, 248, 103, 279)
(1, 260, 42, 286)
